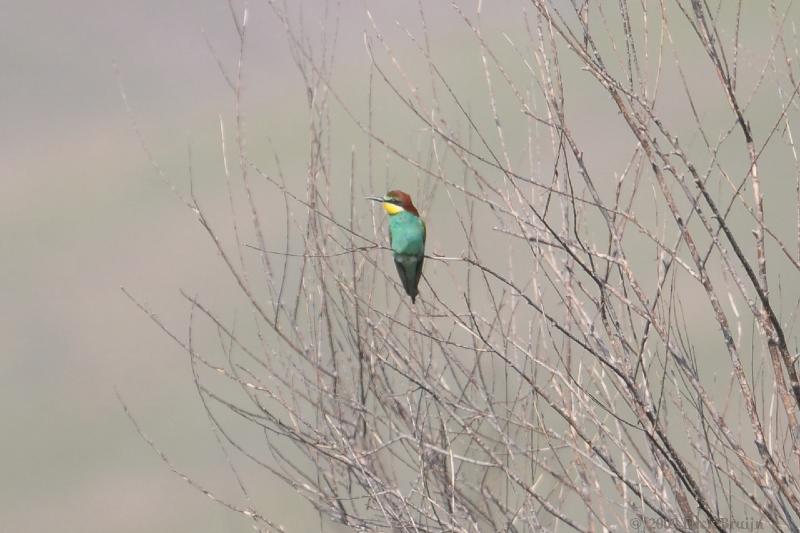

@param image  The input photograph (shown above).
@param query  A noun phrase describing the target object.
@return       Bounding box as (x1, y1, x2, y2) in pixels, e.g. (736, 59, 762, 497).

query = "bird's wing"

(422, 219, 426, 245)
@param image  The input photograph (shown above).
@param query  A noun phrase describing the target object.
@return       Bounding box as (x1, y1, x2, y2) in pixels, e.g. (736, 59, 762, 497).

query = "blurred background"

(3, 1, 798, 531)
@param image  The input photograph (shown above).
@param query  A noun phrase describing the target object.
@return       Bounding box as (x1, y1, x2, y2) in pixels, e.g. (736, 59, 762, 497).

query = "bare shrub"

(125, 1, 800, 531)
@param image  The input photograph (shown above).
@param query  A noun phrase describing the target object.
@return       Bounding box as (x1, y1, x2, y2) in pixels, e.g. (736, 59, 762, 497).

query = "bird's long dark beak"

(365, 196, 384, 203)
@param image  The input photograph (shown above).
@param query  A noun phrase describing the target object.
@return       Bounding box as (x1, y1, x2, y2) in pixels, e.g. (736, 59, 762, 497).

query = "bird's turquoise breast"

(389, 212, 425, 256)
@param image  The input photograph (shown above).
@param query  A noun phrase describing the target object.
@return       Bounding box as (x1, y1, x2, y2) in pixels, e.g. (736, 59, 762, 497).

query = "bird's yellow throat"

(382, 202, 404, 215)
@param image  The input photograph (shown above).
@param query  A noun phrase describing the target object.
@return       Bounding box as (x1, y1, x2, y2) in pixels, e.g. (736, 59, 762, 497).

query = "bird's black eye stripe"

(385, 198, 402, 205)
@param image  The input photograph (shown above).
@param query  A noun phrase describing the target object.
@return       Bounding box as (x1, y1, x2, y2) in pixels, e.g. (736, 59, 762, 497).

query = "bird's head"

(366, 190, 419, 216)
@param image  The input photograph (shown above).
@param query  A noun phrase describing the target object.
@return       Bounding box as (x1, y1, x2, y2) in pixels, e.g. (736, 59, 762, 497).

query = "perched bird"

(367, 190, 426, 303)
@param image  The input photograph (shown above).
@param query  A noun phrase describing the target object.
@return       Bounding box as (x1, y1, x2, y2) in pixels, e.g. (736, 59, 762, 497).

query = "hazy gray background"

(3, 1, 798, 531)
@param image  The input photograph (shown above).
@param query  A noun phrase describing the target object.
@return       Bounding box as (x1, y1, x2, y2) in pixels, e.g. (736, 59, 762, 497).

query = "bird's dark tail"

(394, 255, 423, 303)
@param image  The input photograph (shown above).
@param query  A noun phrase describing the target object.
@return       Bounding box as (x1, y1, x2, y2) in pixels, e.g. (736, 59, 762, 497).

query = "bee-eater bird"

(367, 190, 426, 303)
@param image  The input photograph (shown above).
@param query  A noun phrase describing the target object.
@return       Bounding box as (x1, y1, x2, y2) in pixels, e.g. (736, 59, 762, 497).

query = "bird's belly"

(392, 234, 423, 255)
